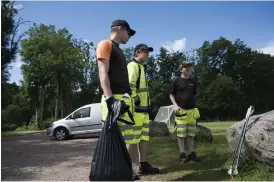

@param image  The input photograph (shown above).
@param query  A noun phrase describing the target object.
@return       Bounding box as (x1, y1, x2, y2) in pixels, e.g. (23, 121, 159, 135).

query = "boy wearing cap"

(127, 44, 160, 175)
(96, 19, 139, 179)
(169, 62, 201, 163)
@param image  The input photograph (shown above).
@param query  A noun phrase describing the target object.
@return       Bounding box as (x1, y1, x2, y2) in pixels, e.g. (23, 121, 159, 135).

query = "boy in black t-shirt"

(170, 61, 201, 163)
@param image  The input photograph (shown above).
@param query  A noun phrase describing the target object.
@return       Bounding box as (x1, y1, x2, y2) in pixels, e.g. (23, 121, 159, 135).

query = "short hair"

(111, 26, 120, 33)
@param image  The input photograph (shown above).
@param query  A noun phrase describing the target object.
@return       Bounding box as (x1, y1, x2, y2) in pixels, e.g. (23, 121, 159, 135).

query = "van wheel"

(54, 127, 68, 140)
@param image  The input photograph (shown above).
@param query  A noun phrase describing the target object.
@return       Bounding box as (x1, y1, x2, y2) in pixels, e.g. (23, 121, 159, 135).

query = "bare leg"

(127, 144, 139, 164)
(177, 136, 186, 153)
(187, 136, 194, 154)
(186, 136, 200, 162)
(138, 140, 148, 162)
(138, 140, 159, 174)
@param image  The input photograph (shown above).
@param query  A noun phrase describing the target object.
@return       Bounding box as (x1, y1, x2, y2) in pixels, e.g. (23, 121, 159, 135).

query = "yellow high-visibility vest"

(127, 60, 151, 113)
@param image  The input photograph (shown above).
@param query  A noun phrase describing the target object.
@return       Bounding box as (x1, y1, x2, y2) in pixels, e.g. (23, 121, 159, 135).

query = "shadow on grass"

(149, 135, 229, 175)
(159, 157, 228, 174)
(171, 168, 229, 181)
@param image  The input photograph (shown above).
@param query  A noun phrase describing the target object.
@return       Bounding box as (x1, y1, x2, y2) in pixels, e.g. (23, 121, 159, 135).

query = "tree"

(123, 47, 134, 63)
(20, 23, 84, 127)
(147, 47, 187, 118)
(195, 37, 274, 119)
(197, 75, 242, 120)
(72, 39, 100, 108)
(1, 1, 26, 82)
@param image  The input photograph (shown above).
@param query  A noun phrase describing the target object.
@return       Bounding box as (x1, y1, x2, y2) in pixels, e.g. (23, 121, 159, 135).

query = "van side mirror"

(71, 114, 75, 119)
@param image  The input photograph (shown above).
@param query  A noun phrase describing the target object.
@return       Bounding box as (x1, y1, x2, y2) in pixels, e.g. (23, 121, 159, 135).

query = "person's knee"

(140, 140, 148, 145)
(177, 136, 186, 140)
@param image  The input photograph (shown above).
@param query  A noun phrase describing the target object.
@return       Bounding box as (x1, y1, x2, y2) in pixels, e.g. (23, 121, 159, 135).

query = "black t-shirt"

(170, 77, 197, 109)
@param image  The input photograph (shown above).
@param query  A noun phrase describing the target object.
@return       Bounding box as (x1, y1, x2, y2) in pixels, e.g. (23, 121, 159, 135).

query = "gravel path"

(1, 132, 99, 181)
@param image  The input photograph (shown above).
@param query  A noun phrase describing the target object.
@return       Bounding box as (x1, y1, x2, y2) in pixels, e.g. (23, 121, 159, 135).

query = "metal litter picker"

(228, 105, 255, 177)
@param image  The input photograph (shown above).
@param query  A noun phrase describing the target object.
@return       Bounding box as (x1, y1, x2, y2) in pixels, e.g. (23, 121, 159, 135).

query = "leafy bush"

(2, 123, 17, 131)
(42, 117, 55, 129)
(1, 105, 23, 127)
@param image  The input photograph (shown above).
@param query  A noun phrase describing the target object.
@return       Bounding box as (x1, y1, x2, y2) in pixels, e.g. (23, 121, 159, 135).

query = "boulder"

(226, 110, 274, 167)
(195, 124, 214, 143)
(149, 121, 170, 137)
(170, 124, 213, 143)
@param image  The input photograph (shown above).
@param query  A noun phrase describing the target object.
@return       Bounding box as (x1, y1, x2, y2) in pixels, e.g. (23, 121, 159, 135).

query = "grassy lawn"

(1, 129, 46, 137)
(141, 121, 274, 181)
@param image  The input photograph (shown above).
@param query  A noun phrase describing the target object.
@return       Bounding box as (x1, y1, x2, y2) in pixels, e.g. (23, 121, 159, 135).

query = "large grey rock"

(149, 121, 170, 137)
(226, 110, 274, 167)
(195, 124, 213, 143)
(170, 124, 213, 143)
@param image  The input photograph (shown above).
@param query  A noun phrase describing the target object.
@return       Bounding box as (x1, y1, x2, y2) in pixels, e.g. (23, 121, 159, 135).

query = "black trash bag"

(89, 100, 135, 181)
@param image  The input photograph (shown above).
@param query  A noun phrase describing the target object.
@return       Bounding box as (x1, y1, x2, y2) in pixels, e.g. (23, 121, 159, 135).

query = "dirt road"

(1, 132, 99, 181)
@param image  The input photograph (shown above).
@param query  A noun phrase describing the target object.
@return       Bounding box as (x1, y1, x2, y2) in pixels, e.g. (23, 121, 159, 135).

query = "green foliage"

(3, 9, 274, 131)
(42, 117, 55, 129)
(1, 82, 19, 109)
(19, 23, 90, 127)
(197, 75, 242, 119)
(1, 123, 18, 132)
(157, 47, 186, 84)
(2, 104, 23, 128)
(194, 37, 274, 119)
(1, 1, 26, 82)
(123, 47, 134, 63)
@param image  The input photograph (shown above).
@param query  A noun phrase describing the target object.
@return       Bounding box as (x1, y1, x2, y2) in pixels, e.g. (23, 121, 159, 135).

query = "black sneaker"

(180, 152, 191, 163)
(139, 162, 160, 175)
(190, 151, 200, 162)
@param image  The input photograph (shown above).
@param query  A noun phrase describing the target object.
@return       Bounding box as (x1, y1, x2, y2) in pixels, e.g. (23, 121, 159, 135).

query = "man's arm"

(169, 78, 180, 112)
(127, 62, 138, 98)
(98, 60, 112, 97)
(170, 94, 178, 107)
(96, 40, 112, 98)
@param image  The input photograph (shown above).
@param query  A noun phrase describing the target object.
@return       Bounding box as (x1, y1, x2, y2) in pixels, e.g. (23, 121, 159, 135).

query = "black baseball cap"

(111, 19, 136, 36)
(134, 44, 153, 53)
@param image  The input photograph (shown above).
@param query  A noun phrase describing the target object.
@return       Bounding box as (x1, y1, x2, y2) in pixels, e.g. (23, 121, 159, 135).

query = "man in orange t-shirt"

(96, 19, 141, 180)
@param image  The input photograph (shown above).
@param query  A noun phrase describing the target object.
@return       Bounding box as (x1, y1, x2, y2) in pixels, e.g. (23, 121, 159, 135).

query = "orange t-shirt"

(96, 40, 112, 61)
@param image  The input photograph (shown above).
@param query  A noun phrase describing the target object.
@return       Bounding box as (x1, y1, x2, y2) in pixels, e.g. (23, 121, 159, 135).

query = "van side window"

(73, 107, 90, 119)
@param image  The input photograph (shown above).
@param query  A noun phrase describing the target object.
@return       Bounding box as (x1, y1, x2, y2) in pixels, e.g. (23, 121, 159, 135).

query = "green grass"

(1, 122, 46, 137)
(1, 129, 46, 137)
(141, 121, 274, 181)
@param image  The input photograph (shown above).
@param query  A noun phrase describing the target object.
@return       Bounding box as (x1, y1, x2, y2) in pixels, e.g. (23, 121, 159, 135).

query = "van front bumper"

(47, 126, 54, 137)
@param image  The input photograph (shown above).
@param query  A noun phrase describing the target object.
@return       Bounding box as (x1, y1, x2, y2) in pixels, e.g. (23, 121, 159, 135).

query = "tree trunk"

(64, 87, 73, 116)
(35, 108, 38, 126)
(40, 87, 46, 129)
(55, 83, 59, 120)
(37, 88, 42, 129)
(50, 109, 53, 118)
(38, 86, 46, 129)
(60, 89, 64, 118)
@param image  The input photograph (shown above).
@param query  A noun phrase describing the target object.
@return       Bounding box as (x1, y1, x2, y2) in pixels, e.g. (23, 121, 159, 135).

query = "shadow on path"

(171, 169, 229, 181)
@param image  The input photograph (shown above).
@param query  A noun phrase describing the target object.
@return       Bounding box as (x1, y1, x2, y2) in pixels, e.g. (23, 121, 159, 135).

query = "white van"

(46, 103, 103, 140)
